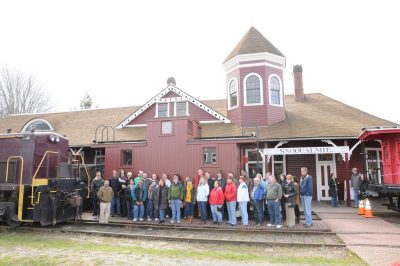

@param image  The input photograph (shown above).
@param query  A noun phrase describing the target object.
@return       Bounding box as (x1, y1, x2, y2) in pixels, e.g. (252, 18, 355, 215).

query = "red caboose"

(359, 126, 400, 210)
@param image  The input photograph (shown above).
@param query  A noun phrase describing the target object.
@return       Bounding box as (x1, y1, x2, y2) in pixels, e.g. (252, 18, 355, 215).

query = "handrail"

(73, 154, 91, 198)
(31, 151, 59, 206)
(6, 156, 24, 184)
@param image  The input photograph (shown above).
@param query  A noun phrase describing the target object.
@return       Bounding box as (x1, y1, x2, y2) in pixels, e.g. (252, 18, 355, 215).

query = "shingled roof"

(224, 26, 285, 63)
(0, 94, 396, 145)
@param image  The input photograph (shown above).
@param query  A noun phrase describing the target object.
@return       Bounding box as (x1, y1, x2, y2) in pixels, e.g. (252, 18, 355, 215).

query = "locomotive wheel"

(3, 208, 21, 227)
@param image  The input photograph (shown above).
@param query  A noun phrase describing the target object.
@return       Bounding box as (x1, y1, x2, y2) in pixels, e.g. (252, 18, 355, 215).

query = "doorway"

(316, 153, 336, 201)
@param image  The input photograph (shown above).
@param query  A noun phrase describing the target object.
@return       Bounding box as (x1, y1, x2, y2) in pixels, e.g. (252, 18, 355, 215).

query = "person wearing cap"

(97, 180, 114, 224)
(134, 170, 144, 186)
(350, 168, 362, 208)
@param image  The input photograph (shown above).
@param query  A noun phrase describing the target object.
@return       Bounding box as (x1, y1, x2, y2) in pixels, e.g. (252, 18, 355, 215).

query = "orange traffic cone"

(363, 198, 374, 218)
(357, 200, 365, 215)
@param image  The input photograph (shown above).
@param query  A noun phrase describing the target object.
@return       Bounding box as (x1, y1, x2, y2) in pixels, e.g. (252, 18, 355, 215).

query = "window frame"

(21, 119, 54, 132)
(272, 154, 286, 178)
(174, 101, 189, 117)
(243, 73, 264, 106)
(268, 74, 283, 107)
(227, 78, 239, 110)
(155, 102, 170, 118)
(120, 149, 133, 166)
(161, 120, 173, 135)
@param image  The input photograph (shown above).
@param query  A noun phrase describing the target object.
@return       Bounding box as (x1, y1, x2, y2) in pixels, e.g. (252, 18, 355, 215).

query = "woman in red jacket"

(224, 176, 237, 226)
(209, 181, 225, 225)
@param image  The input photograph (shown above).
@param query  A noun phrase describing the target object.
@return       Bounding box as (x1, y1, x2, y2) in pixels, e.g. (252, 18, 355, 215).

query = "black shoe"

(159, 220, 165, 224)
(213, 221, 217, 224)
(304, 223, 313, 228)
(111, 214, 114, 217)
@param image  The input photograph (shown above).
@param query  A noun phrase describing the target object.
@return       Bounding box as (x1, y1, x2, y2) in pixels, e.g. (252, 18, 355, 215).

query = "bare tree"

(0, 68, 51, 118)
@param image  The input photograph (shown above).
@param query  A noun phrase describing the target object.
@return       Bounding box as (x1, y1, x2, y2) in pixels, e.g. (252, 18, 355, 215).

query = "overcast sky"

(0, 0, 399, 123)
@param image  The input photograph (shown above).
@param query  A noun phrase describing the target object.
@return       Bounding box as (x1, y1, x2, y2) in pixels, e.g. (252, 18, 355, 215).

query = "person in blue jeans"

(131, 180, 147, 222)
(300, 167, 313, 227)
(224, 176, 237, 226)
(109, 170, 121, 217)
(168, 174, 184, 224)
(237, 176, 250, 225)
(266, 175, 283, 228)
(196, 177, 210, 224)
(251, 176, 265, 226)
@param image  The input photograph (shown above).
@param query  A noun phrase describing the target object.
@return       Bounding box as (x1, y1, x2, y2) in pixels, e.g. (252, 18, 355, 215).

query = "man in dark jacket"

(300, 167, 313, 227)
(91, 171, 104, 218)
(109, 170, 121, 217)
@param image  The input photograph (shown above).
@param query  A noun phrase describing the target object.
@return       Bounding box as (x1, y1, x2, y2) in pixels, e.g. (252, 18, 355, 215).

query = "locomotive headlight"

(49, 135, 55, 142)
(55, 136, 60, 143)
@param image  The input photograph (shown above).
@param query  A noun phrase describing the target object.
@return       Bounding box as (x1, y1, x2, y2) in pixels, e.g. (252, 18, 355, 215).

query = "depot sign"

(261, 146, 349, 156)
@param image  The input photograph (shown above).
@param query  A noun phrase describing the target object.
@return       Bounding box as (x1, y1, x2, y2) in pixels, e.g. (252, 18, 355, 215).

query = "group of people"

(91, 167, 315, 228)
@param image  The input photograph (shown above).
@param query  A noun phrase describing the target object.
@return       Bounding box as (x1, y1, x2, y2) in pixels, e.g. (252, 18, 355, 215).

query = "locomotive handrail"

(31, 151, 59, 206)
(5, 156, 24, 184)
(72, 153, 92, 199)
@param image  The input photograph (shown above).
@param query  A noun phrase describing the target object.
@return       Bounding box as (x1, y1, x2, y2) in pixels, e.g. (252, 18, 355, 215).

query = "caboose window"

(22, 119, 53, 132)
(121, 149, 132, 165)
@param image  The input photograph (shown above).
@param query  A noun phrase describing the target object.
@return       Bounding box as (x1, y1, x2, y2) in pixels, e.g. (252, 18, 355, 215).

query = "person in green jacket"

(168, 174, 184, 224)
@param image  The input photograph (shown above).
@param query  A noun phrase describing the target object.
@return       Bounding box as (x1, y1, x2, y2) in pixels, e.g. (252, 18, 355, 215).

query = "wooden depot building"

(1, 27, 397, 201)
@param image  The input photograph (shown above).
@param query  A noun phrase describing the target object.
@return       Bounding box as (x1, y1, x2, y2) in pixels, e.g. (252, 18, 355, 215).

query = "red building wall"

(104, 118, 241, 179)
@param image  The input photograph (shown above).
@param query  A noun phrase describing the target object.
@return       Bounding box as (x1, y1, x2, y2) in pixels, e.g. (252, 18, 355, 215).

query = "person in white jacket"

(237, 176, 250, 225)
(196, 177, 210, 224)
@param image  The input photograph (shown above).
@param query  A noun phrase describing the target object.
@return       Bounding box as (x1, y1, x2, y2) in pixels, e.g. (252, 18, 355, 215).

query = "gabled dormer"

(223, 26, 286, 127)
(116, 79, 230, 129)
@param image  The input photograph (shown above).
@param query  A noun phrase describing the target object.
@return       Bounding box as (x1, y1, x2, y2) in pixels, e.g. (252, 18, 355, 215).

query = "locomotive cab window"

(121, 149, 132, 165)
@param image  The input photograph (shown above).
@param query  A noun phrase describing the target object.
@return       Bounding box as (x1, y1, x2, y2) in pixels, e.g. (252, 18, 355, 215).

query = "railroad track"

(17, 221, 345, 248)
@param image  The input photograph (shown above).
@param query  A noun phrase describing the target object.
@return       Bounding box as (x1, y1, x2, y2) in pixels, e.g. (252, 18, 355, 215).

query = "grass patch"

(0, 230, 367, 265)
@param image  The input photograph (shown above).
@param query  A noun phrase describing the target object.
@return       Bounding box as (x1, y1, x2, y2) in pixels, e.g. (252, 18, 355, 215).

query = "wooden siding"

(104, 118, 241, 179)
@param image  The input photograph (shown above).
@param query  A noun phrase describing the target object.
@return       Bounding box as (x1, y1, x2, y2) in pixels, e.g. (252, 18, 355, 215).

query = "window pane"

(230, 93, 238, 107)
(24, 120, 52, 131)
(246, 75, 261, 104)
(121, 150, 132, 165)
(158, 103, 168, 117)
(248, 163, 263, 179)
(273, 162, 284, 178)
(176, 102, 187, 116)
(318, 154, 333, 161)
(203, 147, 217, 164)
(162, 121, 172, 134)
(273, 155, 284, 161)
(270, 76, 281, 105)
(248, 150, 262, 162)
(229, 80, 238, 108)
(187, 120, 193, 135)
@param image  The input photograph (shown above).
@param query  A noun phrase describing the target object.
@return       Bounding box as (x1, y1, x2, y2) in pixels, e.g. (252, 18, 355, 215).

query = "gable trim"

(116, 85, 231, 128)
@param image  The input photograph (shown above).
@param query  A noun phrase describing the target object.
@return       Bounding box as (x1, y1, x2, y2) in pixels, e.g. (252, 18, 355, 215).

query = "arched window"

(228, 79, 238, 109)
(22, 119, 53, 132)
(269, 75, 282, 106)
(245, 74, 262, 105)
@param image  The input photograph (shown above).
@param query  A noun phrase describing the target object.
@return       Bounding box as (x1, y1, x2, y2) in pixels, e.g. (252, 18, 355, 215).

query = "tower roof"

(224, 26, 285, 63)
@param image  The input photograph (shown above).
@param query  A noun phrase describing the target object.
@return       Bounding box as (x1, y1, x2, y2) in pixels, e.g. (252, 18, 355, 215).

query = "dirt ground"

(0, 228, 366, 266)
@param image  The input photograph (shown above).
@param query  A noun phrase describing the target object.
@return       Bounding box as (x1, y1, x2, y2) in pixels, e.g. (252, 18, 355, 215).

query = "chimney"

(293, 65, 304, 101)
